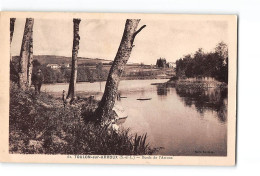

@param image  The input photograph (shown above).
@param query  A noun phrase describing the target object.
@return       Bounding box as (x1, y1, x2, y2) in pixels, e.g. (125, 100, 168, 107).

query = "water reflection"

(156, 84, 170, 96)
(43, 79, 227, 156)
(156, 84, 228, 123)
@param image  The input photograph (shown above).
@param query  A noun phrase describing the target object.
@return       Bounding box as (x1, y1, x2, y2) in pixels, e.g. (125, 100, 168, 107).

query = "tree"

(193, 48, 205, 77)
(27, 28, 34, 87)
(18, 18, 34, 90)
(174, 42, 228, 83)
(214, 42, 228, 83)
(10, 18, 19, 83)
(94, 19, 146, 122)
(67, 18, 81, 102)
(156, 58, 167, 68)
(215, 41, 228, 60)
(10, 18, 16, 45)
(32, 59, 41, 68)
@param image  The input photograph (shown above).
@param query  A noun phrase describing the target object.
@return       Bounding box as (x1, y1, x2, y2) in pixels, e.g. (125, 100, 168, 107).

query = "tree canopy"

(175, 42, 228, 83)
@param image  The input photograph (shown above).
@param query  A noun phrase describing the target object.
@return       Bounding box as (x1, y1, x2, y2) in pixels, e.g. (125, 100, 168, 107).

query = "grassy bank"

(9, 83, 159, 155)
(121, 75, 172, 80)
(166, 77, 227, 89)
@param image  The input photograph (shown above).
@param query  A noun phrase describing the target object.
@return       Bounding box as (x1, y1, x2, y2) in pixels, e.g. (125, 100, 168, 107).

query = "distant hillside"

(12, 55, 113, 65)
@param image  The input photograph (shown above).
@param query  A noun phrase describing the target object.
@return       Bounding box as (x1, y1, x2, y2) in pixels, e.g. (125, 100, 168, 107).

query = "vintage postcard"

(0, 12, 237, 165)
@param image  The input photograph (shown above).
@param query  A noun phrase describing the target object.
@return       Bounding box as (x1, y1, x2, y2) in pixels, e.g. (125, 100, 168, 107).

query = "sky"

(11, 18, 228, 65)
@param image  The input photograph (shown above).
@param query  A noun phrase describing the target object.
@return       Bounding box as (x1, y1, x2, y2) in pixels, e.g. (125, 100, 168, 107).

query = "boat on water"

(120, 96, 127, 98)
(112, 104, 128, 120)
(151, 83, 162, 85)
(136, 98, 152, 101)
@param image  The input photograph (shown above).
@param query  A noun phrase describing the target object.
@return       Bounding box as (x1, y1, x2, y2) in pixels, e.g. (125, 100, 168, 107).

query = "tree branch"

(135, 25, 146, 36)
(131, 25, 146, 45)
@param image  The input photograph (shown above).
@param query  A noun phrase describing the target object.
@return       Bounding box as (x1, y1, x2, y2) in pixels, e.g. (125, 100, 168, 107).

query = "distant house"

(167, 62, 175, 68)
(47, 64, 61, 69)
(63, 63, 70, 68)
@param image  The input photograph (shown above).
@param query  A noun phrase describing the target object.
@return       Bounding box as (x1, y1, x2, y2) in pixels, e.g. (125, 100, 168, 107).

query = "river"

(42, 79, 227, 156)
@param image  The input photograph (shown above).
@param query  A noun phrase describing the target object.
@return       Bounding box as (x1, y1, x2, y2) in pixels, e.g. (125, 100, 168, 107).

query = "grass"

(166, 76, 227, 89)
(9, 82, 160, 155)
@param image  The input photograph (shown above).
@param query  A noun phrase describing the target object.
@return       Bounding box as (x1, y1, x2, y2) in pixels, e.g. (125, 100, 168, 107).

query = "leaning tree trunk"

(67, 18, 81, 103)
(18, 18, 34, 90)
(94, 19, 146, 122)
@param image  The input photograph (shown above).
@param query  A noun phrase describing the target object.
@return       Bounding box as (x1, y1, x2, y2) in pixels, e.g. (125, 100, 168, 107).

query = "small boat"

(136, 98, 152, 101)
(113, 104, 128, 120)
(151, 83, 161, 85)
(120, 96, 127, 98)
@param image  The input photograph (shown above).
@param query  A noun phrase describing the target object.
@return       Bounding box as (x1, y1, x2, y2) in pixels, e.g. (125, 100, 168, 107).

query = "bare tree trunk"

(27, 30, 34, 87)
(10, 18, 16, 46)
(94, 19, 146, 122)
(67, 18, 81, 102)
(18, 18, 34, 90)
(10, 18, 19, 83)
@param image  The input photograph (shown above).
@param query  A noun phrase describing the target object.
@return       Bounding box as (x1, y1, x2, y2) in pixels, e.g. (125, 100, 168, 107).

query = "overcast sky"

(11, 18, 228, 65)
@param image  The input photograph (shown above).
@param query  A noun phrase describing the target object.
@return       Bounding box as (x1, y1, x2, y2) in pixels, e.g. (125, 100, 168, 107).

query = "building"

(167, 62, 176, 68)
(46, 64, 61, 69)
(63, 63, 70, 68)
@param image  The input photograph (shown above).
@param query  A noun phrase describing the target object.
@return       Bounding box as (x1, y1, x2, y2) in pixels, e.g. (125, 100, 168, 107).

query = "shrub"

(9, 83, 159, 155)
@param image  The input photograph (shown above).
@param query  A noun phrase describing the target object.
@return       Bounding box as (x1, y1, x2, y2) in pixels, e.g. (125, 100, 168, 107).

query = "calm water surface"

(42, 79, 227, 156)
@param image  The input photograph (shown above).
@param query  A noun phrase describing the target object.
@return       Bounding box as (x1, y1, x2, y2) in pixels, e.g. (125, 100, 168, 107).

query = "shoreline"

(166, 78, 228, 89)
(42, 77, 171, 86)
(9, 83, 159, 155)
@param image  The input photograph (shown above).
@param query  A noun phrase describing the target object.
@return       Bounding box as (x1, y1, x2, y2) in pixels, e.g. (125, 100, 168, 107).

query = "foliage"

(11, 58, 171, 85)
(9, 83, 159, 155)
(30, 61, 109, 84)
(156, 58, 168, 68)
(175, 42, 228, 83)
(169, 75, 178, 81)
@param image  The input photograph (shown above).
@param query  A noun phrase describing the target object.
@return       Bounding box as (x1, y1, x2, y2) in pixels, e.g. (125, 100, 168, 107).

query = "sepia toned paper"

(0, 12, 237, 166)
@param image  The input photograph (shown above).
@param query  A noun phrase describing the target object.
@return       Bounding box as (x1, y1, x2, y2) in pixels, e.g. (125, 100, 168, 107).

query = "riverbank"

(41, 79, 169, 99)
(121, 75, 172, 81)
(9, 83, 159, 155)
(166, 77, 227, 89)
(44, 75, 172, 85)
(24, 78, 227, 156)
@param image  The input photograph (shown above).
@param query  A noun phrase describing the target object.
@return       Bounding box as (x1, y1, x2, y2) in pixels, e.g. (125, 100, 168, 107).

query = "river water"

(42, 79, 227, 156)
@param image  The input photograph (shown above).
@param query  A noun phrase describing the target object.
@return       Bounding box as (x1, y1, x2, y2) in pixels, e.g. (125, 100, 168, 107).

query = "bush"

(9, 83, 159, 155)
(169, 75, 178, 81)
